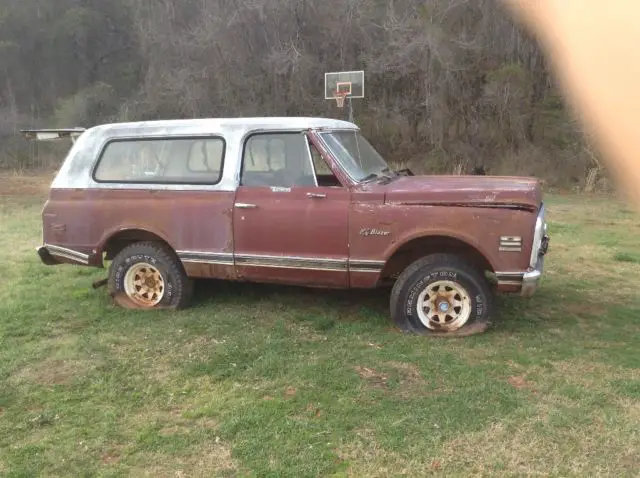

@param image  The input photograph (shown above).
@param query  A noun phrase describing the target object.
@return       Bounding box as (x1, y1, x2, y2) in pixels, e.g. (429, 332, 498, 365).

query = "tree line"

(0, 0, 603, 189)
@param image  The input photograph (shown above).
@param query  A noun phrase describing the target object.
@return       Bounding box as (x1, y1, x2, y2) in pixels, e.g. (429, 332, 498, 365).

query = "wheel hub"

(436, 298, 450, 313)
(123, 262, 165, 307)
(416, 280, 472, 332)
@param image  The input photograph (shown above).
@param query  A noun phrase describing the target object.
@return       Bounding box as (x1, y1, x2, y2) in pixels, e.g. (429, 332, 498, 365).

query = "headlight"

(529, 203, 546, 268)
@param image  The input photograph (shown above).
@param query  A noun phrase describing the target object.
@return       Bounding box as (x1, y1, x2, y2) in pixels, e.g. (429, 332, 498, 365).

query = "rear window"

(93, 137, 225, 184)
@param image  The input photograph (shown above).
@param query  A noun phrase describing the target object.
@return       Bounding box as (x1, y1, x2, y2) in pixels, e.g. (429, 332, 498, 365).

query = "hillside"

(0, 0, 604, 189)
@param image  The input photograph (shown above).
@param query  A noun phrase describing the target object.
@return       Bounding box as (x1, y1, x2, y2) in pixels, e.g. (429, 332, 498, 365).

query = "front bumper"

(521, 255, 545, 298)
(495, 233, 549, 297)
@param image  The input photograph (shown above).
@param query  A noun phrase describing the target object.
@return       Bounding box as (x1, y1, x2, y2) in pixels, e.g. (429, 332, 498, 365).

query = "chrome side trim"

(235, 254, 347, 272)
(45, 244, 90, 265)
(177, 250, 234, 257)
(180, 259, 235, 266)
(177, 251, 234, 266)
(349, 259, 385, 267)
(175, 251, 385, 273)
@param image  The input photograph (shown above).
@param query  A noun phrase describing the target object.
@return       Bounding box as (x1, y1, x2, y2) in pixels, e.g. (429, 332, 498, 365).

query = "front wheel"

(107, 241, 193, 310)
(390, 254, 492, 336)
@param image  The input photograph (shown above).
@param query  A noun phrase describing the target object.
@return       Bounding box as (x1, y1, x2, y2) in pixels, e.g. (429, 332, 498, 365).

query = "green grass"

(1, 189, 640, 476)
(614, 251, 640, 264)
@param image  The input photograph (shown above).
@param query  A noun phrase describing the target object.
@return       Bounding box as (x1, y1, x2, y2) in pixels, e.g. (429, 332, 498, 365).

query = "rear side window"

(94, 137, 225, 184)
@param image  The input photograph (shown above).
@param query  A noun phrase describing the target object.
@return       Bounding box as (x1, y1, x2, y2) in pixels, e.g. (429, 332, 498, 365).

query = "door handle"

(235, 203, 258, 209)
(307, 192, 327, 199)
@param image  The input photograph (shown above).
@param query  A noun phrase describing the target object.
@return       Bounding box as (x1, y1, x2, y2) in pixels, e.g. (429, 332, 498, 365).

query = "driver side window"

(241, 132, 316, 187)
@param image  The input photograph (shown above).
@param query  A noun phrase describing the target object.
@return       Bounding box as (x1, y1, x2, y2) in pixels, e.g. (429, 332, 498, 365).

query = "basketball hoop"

(325, 72, 363, 122)
(333, 81, 352, 108)
(334, 91, 349, 108)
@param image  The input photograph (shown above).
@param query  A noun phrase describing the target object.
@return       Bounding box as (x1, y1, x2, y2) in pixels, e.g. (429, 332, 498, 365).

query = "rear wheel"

(108, 241, 193, 310)
(390, 254, 492, 336)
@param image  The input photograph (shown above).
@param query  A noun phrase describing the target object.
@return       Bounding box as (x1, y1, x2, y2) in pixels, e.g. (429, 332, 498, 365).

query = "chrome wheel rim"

(416, 280, 472, 331)
(123, 262, 165, 307)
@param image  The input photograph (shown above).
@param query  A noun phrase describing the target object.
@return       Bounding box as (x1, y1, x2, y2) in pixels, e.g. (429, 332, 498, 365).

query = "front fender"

(383, 227, 498, 271)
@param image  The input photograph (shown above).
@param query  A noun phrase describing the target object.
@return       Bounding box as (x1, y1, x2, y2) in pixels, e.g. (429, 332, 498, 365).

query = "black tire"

(390, 253, 492, 336)
(107, 241, 193, 310)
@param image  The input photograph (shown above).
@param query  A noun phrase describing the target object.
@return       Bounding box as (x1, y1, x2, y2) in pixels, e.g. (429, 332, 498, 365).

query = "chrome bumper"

(495, 233, 549, 298)
(521, 254, 545, 298)
(36, 244, 90, 266)
(37, 245, 61, 266)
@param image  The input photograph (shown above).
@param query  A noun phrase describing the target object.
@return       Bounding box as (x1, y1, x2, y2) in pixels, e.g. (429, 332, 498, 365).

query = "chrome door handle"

(235, 203, 258, 209)
(307, 192, 327, 199)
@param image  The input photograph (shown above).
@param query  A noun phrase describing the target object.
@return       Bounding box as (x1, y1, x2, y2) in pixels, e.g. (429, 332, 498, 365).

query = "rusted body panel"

(232, 185, 350, 287)
(42, 189, 236, 275)
(377, 175, 542, 210)
(349, 201, 536, 273)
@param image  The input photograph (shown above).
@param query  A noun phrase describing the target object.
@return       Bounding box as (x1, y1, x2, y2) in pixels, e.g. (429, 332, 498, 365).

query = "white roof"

(52, 116, 359, 191)
(86, 117, 358, 138)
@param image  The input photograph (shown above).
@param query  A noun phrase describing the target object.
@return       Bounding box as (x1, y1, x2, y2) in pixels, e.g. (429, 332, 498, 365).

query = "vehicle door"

(232, 131, 350, 287)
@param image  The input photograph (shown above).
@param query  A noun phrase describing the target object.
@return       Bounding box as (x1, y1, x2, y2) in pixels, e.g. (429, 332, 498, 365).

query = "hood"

(375, 175, 542, 210)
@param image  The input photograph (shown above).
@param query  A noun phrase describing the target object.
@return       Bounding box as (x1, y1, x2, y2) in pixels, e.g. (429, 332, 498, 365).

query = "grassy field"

(1, 178, 639, 477)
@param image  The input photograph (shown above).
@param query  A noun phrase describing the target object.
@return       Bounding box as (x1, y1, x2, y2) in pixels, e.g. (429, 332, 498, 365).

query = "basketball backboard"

(324, 70, 365, 100)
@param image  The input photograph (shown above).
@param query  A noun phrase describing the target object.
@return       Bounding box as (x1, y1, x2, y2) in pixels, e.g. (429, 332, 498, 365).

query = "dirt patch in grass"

(507, 375, 535, 390)
(11, 358, 91, 386)
(101, 446, 124, 465)
(284, 386, 297, 399)
(354, 362, 448, 398)
(385, 361, 433, 398)
(127, 444, 239, 477)
(386, 361, 424, 385)
(354, 366, 388, 389)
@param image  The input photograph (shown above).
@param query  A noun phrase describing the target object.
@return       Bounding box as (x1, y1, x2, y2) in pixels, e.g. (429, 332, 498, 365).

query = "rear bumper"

(37, 246, 61, 266)
(36, 244, 90, 266)
(495, 234, 549, 297)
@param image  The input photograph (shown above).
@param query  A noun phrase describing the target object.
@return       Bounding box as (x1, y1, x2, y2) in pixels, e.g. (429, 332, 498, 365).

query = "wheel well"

(102, 229, 174, 261)
(380, 236, 493, 282)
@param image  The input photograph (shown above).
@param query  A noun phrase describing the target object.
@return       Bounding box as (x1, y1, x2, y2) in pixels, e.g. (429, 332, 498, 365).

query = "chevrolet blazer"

(25, 117, 549, 336)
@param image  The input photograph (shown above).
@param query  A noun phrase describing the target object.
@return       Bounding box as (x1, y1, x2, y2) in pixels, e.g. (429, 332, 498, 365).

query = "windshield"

(319, 130, 391, 182)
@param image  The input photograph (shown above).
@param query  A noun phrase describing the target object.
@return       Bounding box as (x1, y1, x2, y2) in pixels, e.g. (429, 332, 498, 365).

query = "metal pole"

(348, 96, 354, 123)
